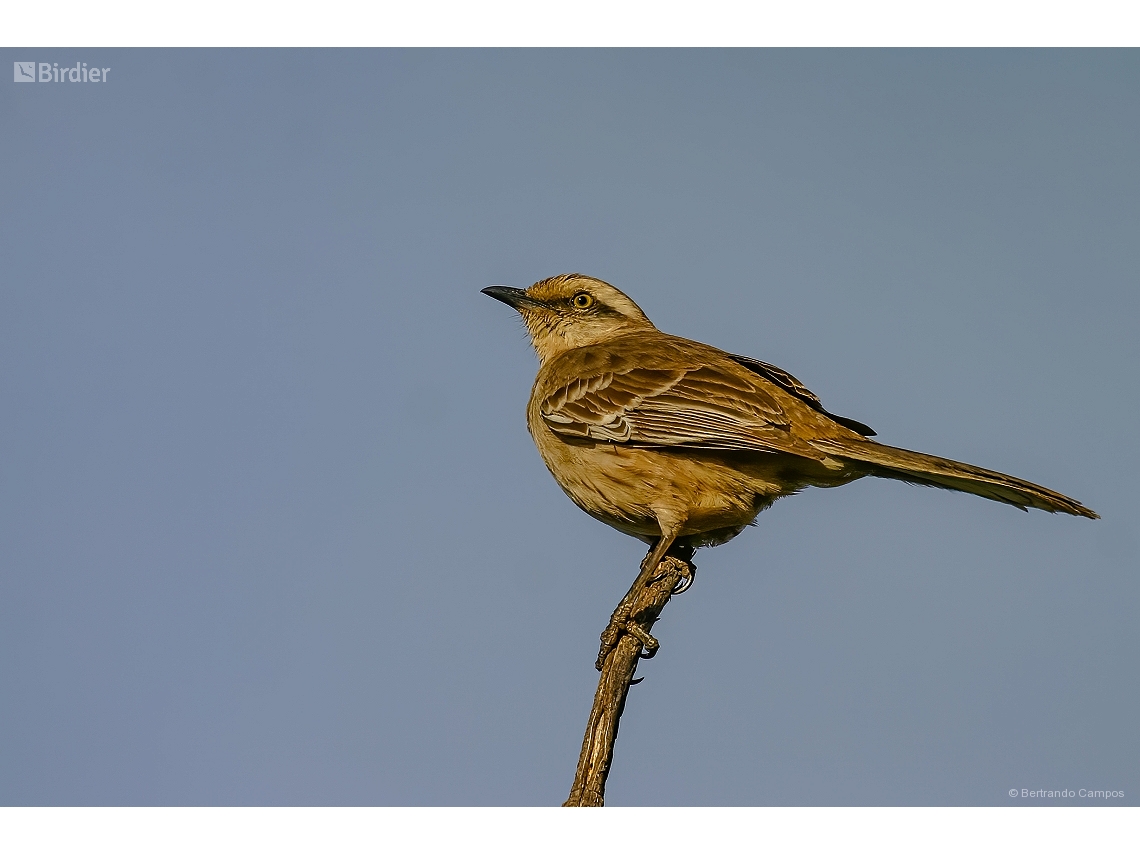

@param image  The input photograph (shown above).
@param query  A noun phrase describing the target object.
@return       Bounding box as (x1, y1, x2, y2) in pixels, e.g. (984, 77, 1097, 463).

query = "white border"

(3, 0, 1140, 47)
(3, 5, 1135, 851)
(2, 807, 1138, 854)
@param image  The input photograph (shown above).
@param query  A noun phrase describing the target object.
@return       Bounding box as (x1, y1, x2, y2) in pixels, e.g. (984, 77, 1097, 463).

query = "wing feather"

(728, 353, 876, 436)
(539, 364, 800, 453)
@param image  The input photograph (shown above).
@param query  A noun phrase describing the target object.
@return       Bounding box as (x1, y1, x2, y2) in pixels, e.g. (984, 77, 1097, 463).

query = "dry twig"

(563, 546, 696, 807)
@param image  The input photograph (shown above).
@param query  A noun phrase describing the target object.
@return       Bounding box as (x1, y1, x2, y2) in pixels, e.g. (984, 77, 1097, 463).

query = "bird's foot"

(594, 563, 694, 669)
(595, 609, 661, 670)
(671, 559, 696, 595)
(645, 550, 696, 595)
(625, 622, 660, 658)
(595, 602, 633, 670)
(594, 547, 696, 670)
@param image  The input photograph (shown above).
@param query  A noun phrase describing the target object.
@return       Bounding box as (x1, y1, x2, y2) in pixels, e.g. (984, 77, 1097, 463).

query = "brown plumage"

(484, 273, 1097, 662)
(485, 272, 1094, 540)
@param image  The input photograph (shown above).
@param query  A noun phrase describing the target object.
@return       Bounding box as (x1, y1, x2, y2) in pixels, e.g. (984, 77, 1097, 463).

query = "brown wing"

(540, 364, 816, 454)
(728, 353, 876, 437)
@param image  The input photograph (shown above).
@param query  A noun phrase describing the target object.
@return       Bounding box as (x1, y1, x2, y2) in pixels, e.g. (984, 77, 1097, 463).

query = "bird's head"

(482, 274, 655, 363)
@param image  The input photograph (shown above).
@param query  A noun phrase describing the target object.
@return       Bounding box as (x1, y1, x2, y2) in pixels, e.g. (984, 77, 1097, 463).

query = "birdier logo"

(13, 62, 110, 83)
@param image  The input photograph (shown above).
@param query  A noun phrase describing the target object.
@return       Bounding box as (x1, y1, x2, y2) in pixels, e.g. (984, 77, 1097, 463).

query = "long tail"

(810, 438, 1098, 519)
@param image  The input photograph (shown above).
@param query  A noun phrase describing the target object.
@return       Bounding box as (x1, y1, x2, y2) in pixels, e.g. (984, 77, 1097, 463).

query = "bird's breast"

(526, 394, 791, 541)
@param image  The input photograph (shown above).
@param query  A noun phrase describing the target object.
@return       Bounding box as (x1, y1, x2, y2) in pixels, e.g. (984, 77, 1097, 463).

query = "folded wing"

(728, 353, 876, 437)
(540, 364, 824, 455)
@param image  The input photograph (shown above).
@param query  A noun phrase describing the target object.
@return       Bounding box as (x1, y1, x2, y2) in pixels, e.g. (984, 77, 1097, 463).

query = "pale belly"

(531, 432, 837, 546)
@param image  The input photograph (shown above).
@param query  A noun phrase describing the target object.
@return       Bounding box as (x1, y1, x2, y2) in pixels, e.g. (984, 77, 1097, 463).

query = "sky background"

(1, 49, 1136, 806)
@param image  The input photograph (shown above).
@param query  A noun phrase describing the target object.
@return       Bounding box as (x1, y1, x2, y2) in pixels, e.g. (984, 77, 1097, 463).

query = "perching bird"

(483, 274, 1097, 663)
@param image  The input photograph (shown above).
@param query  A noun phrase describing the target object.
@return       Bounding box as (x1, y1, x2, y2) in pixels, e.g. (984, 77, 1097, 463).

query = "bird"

(483, 273, 1097, 665)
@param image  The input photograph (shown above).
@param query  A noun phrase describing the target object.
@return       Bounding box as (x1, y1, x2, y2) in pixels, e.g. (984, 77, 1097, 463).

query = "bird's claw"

(647, 554, 696, 596)
(597, 620, 624, 674)
(671, 560, 696, 595)
(594, 555, 695, 669)
(595, 605, 631, 670)
(596, 611, 661, 669)
(625, 622, 660, 658)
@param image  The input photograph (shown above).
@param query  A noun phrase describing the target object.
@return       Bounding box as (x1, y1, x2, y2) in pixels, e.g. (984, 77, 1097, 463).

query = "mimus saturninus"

(483, 274, 1097, 664)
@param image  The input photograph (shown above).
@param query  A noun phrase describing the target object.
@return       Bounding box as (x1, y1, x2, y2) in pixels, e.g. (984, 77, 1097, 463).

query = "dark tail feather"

(811, 438, 1098, 519)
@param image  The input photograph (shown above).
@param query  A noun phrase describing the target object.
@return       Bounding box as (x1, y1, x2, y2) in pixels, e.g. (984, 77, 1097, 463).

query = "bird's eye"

(572, 293, 595, 309)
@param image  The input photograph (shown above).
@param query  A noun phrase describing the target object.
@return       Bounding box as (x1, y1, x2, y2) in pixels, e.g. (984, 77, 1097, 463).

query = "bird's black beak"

(481, 286, 545, 311)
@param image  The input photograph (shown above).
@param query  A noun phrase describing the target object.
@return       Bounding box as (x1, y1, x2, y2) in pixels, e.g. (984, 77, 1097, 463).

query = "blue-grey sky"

(1, 49, 1136, 806)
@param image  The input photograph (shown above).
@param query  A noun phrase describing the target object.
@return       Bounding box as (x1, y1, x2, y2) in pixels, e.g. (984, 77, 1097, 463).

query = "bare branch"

(564, 549, 695, 807)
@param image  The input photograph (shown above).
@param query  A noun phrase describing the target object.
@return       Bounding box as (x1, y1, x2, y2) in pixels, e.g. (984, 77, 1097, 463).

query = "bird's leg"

(595, 536, 690, 670)
(645, 544, 696, 654)
(596, 537, 673, 669)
